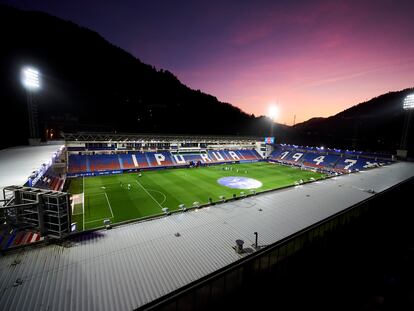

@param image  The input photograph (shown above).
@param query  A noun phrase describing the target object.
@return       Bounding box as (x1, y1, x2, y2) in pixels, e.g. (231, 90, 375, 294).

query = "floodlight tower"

(21, 67, 41, 143)
(267, 105, 279, 136)
(400, 94, 414, 156)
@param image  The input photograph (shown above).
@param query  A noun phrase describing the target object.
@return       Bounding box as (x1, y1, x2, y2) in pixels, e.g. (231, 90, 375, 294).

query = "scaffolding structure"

(1, 186, 71, 239)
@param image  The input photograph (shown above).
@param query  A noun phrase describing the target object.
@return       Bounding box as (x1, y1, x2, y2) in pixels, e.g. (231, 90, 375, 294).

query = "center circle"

(217, 176, 263, 189)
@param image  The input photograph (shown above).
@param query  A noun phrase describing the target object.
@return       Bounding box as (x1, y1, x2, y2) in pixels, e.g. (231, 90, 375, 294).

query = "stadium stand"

(68, 154, 88, 173)
(88, 154, 121, 172)
(334, 156, 381, 173)
(0, 225, 42, 251)
(67, 143, 392, 177)
(207, 150, 227, 162)
(267, 147, 285, 160)
(134, 152, 151, 168)
(119, 154, 135, 170)
(146, 151, 174, 167)
(181, 153, 204, 163)
(33, 172, 65, 191)
(268, 144, 394, 174)
(68, 149, 261, 176)
(302, 153, 341, 170)
(239, 149, 262, 160)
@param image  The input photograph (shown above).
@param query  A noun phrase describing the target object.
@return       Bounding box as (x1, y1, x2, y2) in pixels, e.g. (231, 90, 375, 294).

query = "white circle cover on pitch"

(217, 176, 262, 189)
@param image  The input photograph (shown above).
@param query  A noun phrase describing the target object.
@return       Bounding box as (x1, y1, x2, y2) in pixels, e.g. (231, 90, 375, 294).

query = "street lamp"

(267, 105, 279, 136)
(399, 94, 414, 158)
(21, 67, 41, 143)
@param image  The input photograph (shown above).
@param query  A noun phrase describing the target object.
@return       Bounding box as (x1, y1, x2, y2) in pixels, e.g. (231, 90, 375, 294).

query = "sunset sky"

(5, 0, 414, 124)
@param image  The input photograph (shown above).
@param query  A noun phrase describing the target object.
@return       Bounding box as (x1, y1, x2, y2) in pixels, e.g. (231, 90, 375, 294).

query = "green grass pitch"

(68, 162, 326, 231)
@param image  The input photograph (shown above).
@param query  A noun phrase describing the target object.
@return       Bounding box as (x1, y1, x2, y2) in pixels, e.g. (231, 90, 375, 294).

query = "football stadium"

(1, 132, 412, 311)
(67, 144, 328, 230)
(62, 135, 395, 232)
(1, 3, 414, 310)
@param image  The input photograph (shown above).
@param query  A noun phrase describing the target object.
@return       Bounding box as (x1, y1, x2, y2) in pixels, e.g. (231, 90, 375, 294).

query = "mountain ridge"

(0, 4, 412, 153)
(292, 89, 414, 151)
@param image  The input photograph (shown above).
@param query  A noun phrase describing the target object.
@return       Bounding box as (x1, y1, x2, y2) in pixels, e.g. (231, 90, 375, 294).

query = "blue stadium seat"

(302, 153, 340, 169)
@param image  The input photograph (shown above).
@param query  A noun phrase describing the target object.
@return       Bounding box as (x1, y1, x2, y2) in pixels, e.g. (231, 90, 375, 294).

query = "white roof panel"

(0, 144, 63, 198)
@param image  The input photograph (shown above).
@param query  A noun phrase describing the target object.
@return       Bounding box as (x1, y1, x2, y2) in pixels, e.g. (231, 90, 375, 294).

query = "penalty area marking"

(104, 192, 114, 218)
(83, 192, 114, 224)
(85, 217, 114, 224)
(146, 189, 167, 205)
(135, 180, 164, 209)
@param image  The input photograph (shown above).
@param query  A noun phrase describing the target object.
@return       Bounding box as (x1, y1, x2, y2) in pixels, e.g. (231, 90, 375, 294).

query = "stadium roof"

(62, 132, 262, 142)
(0, 144, 64, 199)
(0, 162, 413, 311)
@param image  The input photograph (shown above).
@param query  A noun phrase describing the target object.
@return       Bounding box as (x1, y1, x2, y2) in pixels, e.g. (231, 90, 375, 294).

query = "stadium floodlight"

(403, 94, 414, 110)
(267, 105, 279, 136)
(267, 105, 279, 120)
(21, 66, 41, 142)
(399, 93, 414, 154)
(21, 67, 40, 90)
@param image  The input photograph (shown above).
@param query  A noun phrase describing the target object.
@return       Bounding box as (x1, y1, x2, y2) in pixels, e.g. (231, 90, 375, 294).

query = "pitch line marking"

(86, 192, 110, 197)
(135, 180, 164, 209)
(104, 192, 114, 217)
(82, 177, 85, 230)
(83, 193, 114, 222)
(71, 194, 75, 214)
(92, 181, 128, 187)
(146, 189, 167, 205)
(85, 216, 114, 224)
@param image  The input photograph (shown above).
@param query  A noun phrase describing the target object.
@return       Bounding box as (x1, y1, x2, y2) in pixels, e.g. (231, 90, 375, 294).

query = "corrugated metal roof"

(0, 163, 413, 311)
